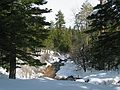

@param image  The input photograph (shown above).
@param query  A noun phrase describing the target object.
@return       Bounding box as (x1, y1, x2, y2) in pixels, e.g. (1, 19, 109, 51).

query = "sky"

(43, 0, 100, 27)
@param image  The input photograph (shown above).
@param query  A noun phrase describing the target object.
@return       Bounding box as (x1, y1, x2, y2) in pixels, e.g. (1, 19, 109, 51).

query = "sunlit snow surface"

(56, 60, 120, 86)
(56, 60, 79, 77)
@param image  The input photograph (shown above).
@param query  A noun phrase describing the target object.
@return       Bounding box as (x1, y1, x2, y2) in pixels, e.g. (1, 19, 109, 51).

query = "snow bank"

(56, 59, 120, 86)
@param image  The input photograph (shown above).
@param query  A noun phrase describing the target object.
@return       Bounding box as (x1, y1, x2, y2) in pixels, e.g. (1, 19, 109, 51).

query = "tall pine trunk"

(9, 33, 16, 79)
(9, 50, 16, 79)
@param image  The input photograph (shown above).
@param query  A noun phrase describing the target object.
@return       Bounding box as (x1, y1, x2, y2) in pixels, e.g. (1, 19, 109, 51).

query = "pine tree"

(86, 0, 120, 70)
(0, 0, 50, 79)
(44, 10, 73, 53)
(55, 10, 65, 29)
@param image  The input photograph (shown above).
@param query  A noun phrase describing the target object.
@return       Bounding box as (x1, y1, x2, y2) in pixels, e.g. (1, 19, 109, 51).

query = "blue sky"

(43, 0, 99, 27)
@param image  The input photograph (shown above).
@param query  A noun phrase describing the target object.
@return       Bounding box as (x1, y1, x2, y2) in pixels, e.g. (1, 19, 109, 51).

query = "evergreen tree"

(0, 0, 50, 79)
(44, 12, 73, 53)
(55, 10, 65, 29)
(86, 0, 120, 70)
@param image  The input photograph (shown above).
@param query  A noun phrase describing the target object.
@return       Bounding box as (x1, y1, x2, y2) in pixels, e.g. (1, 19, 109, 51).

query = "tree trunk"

(82, 58, 86, 72)
(9, 33, 16, 79)
(9, 46, 16, 79)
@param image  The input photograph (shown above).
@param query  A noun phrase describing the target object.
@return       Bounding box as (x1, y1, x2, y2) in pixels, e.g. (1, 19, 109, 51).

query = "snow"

(0, 64, 120, 90)
(0, 67, 8, 79)
(0, 51, 120, 90)
(56, 59, 120, 86)
(56, 60, 79, 77)
(112, 5, 115, 8)
(80, 70, 120, 85)
(33, 49, 67, 65)
(90, 9, 99, 15)
(16, 65, 36, 79)
(0, 78, 119, 90)
(16, 50, 68, 79)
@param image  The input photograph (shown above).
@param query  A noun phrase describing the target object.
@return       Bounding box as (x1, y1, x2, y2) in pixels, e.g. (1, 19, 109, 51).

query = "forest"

(0, 0, 120, 82)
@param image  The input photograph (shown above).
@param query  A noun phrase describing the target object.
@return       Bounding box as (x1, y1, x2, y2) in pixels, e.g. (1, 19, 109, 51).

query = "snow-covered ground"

(0, 50, 120, 90)
(0, 60, 120, 90)
(56, 59, 120, 86)
(0, 78, 120, 90)
(15, 50, 68, 79)
(56, 60, 79, 77)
